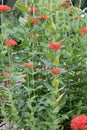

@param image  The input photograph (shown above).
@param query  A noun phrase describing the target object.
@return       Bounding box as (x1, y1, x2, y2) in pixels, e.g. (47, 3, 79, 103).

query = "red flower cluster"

(71, 115, 87, 130)
(80, 27, 87, 35)
(28, 7, 38, 13)
(74, 15, 81, 20)
(0, 5, 11, 12)
(5, 39, 18, 46)
(38, 15, 47, 20)
(28, 7, 47, 21)
(32, 19, 38, 24)
(49, 42, 62, 51)
(27, 18, 38, 24)
(60, 1, 71, 8)
(49, 69, 61, 74)
(24, 77, 27, 80)
(3, 71, 10, 76)
(21, 62, 33, 68)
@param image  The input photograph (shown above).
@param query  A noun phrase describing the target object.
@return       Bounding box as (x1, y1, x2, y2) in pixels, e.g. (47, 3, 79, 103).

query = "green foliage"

(0, 0, 87, 130)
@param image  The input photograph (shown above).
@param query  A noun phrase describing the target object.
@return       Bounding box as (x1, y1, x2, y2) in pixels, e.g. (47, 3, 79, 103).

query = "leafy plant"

(0, 0, 87, 130)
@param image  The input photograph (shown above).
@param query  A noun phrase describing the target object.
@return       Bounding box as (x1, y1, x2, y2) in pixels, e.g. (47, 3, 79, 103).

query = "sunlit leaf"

(52, 78, 59, 87)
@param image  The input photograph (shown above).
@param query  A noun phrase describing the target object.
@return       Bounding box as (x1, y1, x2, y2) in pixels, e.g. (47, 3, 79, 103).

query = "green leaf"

(56, 93, 65, 103)
(52, 22, 56, 32)
(21, 39, 29, 45)
(52, 78, 59, 87)
(54, 56, 59, 67)
(0, 53, 4, 58)
(0, 34, 4, 40)
(45, 50, 56, 61)
(33, 0, 39, 3)
(16, 4, 28, 13)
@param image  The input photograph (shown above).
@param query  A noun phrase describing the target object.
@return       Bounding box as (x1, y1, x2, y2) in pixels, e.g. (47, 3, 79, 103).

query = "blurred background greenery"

(71, 0, 87, 9)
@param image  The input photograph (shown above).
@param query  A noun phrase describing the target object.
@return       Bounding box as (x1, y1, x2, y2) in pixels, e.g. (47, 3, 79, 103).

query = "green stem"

(79, 0, 81, 8)
(31, 0, 35, 95)
(50, 0, 53, 21)
(31, 42, 35, 96)
(32, 0, 35, 17)
(8, 47, 11, 68)
(24, 0, 28, 19)
(69, 0, 73, 6)
(1, 0, 4, 35)
(26, 68, 31, 99)
(2, 0, 4, 4)
(26, 68, 29, 87)
(26, 69, 29, 88)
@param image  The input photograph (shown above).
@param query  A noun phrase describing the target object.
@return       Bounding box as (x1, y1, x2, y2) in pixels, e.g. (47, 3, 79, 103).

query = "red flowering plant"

(71, 115, 87, 130)
(28, 7, 38, 13)
(80, 27, 87, 35)
(49, 69, 61, 74)
(21, 62, 33, 68)
(0, 5, 11, 12)
(49, 42, 62, 51)
(27, 18, 38, 24)
(5, 39, 18, 46)
(38, 14, 48, 20)
(0, 0, 87, 130)
(74, 15, 81, 20)
(60, 1, 71, 8)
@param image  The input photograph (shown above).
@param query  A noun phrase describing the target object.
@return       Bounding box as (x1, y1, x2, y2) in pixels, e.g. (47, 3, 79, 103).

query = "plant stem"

(50, 0, 53, 21)
(79, 0, 81, 8)
(24, 0, 28, 19)
(8, 47, 11, 68)
(69, 0, 73, 6)
(26, 68, 30, 99)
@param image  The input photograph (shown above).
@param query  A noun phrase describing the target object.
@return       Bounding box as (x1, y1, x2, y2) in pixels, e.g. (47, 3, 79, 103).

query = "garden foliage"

(0, 0, 87, 130)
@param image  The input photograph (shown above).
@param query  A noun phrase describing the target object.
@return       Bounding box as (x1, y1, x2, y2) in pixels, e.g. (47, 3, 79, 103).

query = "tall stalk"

(0, 14, 3, 66)
(32, 0, 35, 92)
(79, 0, 82, 8)
(1, 0, 4, 36)
(50, 0, 53, 21)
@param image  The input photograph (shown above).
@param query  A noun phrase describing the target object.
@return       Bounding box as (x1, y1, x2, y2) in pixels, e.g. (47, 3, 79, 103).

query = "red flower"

(80, 27, 87, 35)
(60, 2, 71, 8)
(38, 15, 47, 20)
(49, 69, 61, 74)
(74, 15, 81, 20)
(21, 62, 33, 68)
(32, 19, 38, 24)
(5, 39, 18, 46)
(24, 77, 27, 80)
(27, 18, 38, 24)
(0, 5, 11, 12)
(28, 7, 38, 13)
(49, 42, 62, 51)
(71, 115, 87, 130)
(3, 71, 10, 76)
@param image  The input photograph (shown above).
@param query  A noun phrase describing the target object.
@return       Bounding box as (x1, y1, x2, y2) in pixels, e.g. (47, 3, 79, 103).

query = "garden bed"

(0, 0, 87, 130)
